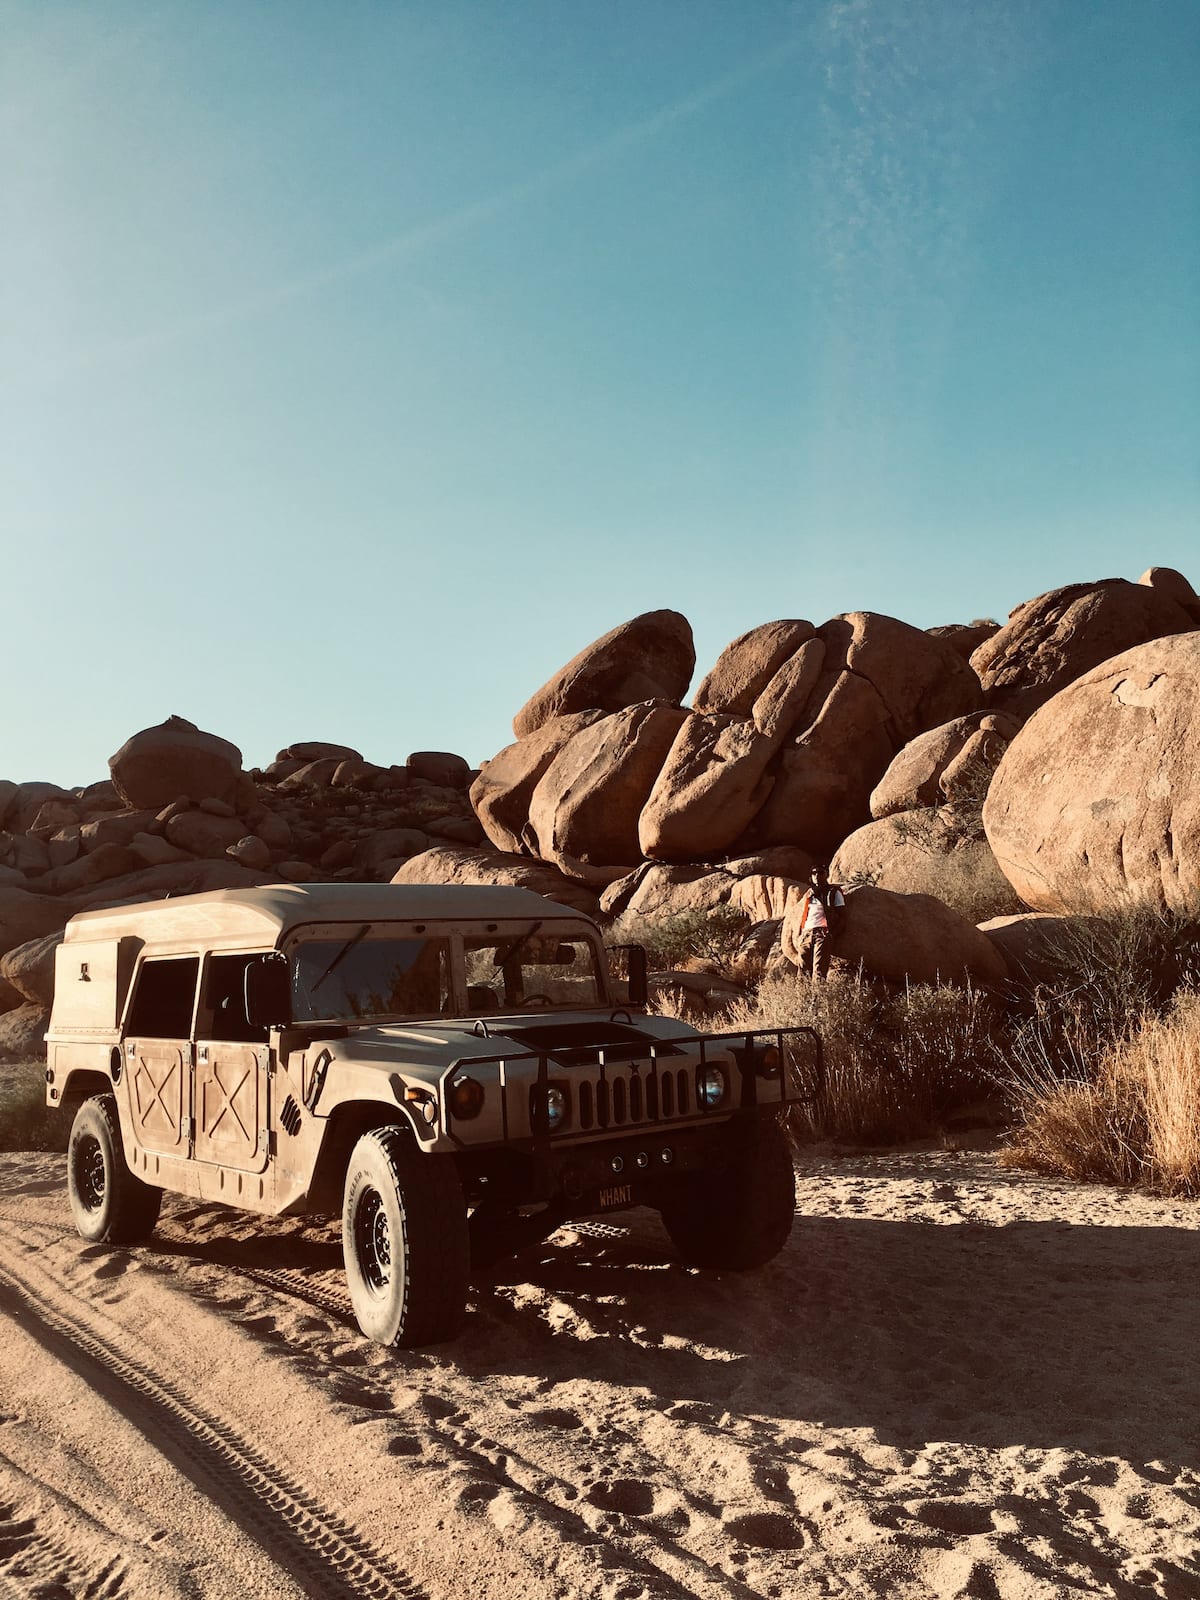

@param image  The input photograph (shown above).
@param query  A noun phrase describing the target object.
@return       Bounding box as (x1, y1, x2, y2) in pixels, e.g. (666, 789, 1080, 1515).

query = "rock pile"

(2, 562, 1196, 1052)
(0, 718, 481, 1056)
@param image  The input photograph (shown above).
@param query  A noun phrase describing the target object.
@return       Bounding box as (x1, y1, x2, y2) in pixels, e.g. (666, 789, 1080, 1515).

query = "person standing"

(796, 864, 845, 980)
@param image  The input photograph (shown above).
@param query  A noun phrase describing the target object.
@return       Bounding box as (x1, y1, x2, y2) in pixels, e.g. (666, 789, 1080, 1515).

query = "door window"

(125, 957, 200, 1038)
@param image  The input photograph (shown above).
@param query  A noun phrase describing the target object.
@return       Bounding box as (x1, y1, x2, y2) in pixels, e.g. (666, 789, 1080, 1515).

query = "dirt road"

(2, 1146, 1199, 1599)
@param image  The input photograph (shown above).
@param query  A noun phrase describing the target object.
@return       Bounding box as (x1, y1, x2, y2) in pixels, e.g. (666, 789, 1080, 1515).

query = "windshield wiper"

(494, 920, 543, 969)
(311, 924, 370, 991)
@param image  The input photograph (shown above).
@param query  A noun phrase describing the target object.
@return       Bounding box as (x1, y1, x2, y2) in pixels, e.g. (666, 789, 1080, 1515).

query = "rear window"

(126, 957, 200, 1038)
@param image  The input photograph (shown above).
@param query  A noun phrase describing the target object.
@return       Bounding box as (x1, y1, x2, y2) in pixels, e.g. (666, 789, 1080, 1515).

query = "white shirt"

(802, 886, 844, 932)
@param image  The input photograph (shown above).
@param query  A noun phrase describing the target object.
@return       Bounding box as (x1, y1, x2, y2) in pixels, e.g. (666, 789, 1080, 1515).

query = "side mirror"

(609, 944, 648, 1008)
(245, 954, 291, 1029)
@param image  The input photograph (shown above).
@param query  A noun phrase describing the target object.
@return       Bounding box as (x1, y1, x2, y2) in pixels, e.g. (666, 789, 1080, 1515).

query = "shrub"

(1001, 991, 1200, 1195)
(607, 904, 752, 977)
(717, 972, 1007, 1146)
(0, 1059, 69, 1153)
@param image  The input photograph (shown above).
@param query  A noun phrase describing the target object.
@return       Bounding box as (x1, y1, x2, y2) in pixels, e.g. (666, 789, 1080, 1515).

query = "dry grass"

(1002, 991, 1200, 1195)
(0, 1058, 69, 1153)
(715, 972, 1007, 1146)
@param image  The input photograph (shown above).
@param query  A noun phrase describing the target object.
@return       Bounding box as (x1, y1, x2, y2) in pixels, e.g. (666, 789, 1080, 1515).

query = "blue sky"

(3, 0, 1197, 785)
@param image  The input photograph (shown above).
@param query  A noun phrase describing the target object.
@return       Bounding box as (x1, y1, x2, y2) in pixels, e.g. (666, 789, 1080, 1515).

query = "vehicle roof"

(62, 882, 590, 947)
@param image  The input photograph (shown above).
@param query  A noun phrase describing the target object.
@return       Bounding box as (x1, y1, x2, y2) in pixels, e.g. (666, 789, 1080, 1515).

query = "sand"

(1, 1143, 1198, 1599)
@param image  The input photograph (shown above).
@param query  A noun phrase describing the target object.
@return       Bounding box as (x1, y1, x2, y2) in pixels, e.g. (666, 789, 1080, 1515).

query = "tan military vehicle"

(46, 883, 821, 1346)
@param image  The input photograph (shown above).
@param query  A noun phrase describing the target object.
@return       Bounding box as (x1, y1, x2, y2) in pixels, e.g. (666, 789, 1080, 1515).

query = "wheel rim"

(76, 1134, 106, 1212)
(353, 1186, 392, 1296)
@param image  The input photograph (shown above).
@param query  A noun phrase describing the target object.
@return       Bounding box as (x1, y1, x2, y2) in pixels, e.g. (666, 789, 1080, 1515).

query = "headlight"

(698, 1065, 726, 1108)
(531, 1083, 569, 1131)
(450, 1076, 485, 1120)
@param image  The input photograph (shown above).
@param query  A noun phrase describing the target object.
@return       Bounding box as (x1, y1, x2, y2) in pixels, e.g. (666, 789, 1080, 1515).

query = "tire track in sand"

(0, 1256, 424, 1600)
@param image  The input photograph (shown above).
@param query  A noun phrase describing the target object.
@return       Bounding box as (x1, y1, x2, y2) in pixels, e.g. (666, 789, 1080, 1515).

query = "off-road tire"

(67, 1094, 163, 1245)
(342, 1126, 470, 1347)
(658, 1116, 795, 1271)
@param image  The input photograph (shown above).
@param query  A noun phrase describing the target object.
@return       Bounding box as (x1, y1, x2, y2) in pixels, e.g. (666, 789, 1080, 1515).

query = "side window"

(199, 954, 269, 1044)
(125, 957, 200, 1038)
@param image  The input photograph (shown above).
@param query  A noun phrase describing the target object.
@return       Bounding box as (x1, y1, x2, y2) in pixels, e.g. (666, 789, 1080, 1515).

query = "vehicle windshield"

(292, 933, 451, 1022)
(462, 929, 603, 1013)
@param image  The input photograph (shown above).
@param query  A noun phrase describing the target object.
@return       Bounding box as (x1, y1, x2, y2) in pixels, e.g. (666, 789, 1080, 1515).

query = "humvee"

(46, 883, 821, 1346)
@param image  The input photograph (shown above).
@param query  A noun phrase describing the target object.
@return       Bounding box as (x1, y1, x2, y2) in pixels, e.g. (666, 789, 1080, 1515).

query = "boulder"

(730, 874, 806, 926)
(425, 815, 485, 845)
(276, 759, 340, 790)
(129, 832, 192, 867)
(926, 622, 999, 659)
(982, 632, 1200, 914)
(870, 713, 1022, 819)
(0, 931, 63, 1008)
(0, 780, 17, 828)
(599, 863, 738, 921)
(471, 711, 605, 854)
(782, 884, 1009, 987)
(1138, 567, 1200, 623)
(37, 844, 142, 896)
(68, 859, 275, 911)
(77, 810, 159, 853)
(0, 1002, 50, 1062)
(527, 702, 689, 885)
(970, 578, 1196, 720)
(277, 860, 315, 882)
(392, 846, 601, 918)
(110, 716, 243, 809)
(331, 758, 381, 788)
(830, 813, 1022, 923)
(976, 913, 1100, 986)
(227, 836, 271, 871)
(29, 798, 81, 838)
(721, 846, 814, 880)
(747, 614, 982, 858)
(8, 782, 71, 835)
(7, 833, 49, 876)
(648, 969, 748, 1017)
(407, 752, 471, 789)
(165, 811, 247, 859)
(638, 714, 778, 861)
(0, 975, 24, 1013)
(255, 813, 292, 852)
(513, 611, 695, 739)
(692, 620, 817, 715)
(354, 828, 431, 872)
(277, 741, 363, 763)
(47, 830, 80, 869)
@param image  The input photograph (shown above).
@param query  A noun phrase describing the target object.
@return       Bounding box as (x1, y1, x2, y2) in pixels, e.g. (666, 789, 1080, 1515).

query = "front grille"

(577, 1066, 691, 1132)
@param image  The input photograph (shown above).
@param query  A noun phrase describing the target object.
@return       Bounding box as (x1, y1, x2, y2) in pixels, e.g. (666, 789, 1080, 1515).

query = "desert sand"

(1, 1145, 1198, 1600)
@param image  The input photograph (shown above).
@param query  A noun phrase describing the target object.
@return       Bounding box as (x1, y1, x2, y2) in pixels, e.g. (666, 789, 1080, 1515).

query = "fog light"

(449, 1076, 485, 1120)
(659, 1147, 674, 1165)
(610, 1155, 624, 1174)
(698, 1065, 726, 1108)
(635, 1151, 649, 1170)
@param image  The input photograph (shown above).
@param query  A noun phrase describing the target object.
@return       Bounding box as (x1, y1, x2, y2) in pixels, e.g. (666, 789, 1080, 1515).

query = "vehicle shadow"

(464, 1206, 1200, 1476)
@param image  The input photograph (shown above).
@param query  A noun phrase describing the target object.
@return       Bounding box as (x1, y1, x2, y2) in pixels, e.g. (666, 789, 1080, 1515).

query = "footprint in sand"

(722, 1510, 805, 1549)
(525, 1406, 584, 1431)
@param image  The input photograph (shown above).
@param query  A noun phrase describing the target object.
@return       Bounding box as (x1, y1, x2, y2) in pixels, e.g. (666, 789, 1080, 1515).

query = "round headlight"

(544, 1084, 568, 1130)
(450, 1076, 485, 1120)
(698, 1065, 726, 1108)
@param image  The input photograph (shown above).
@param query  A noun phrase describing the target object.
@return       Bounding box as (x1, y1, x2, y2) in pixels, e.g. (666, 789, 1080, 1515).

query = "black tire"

(67, 1095, 162, 1245)
(658, 1117, 795, 1271)
(342, 1127, 470, 1348)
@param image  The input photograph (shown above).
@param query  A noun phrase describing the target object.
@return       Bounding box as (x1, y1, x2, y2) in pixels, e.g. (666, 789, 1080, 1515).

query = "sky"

(3, 0, 1198, 786)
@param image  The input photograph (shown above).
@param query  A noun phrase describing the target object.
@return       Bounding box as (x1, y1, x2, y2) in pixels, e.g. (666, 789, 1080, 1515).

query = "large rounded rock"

(471, 711, 605, 854)
(782, 885, 1008, 987)
(599, 862, 739, 921)
(870, 712, 1021, 819)
(110, 716, 243, 809)
(830, 813, 1022, 923)
(0, 931, 63, 1008)
(513, 611, 695, 739)
(526, 703, 689, 885)
(692, 620, 816, 715)
(638, 714, 778, 861)
(0, 1002, 50, 1062)
(747, 614, 983, 857)
(976, 912, 1099, 986)
(0, 889, 70, 961)
(983, 632, 1200, 914)
(971, 578, 1195, 720)
(392, 845, 600, 917)
(1138, 567, 1200, 623)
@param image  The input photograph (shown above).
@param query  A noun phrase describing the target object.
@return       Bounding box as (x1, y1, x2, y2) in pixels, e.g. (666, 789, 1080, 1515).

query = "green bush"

(0, 1059, 70, 1153)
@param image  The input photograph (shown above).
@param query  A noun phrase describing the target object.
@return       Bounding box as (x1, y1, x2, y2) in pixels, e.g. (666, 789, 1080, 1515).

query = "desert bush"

(1001, 991, 1200, 1194)
(717, 973, 1008, 1145)
(0, 1059, 69, 1153)
(607, 904, 752, 977)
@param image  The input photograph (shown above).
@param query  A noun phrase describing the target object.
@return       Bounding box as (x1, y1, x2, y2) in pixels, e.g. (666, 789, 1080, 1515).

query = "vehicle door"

(192, 952, 270, 1174)
(121, 954, 200, 1158)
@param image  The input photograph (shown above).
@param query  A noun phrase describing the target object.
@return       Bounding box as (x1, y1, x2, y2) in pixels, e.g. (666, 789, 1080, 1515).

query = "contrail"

(49, 31, 807, 376)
